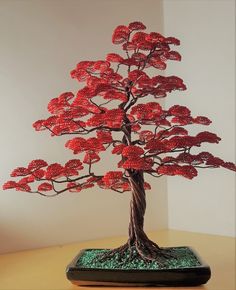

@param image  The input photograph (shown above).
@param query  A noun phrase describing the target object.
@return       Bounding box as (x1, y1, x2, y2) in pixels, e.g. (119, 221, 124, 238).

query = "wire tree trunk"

(128, 170, 146, 246)
(127, 170, 163, 260)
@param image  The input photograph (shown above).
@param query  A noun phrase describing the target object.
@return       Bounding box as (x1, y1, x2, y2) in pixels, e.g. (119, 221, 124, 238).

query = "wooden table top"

(0, 229, 235, 290)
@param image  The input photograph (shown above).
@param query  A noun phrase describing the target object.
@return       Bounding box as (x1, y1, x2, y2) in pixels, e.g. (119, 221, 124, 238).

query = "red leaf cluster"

(96, 130, 113, 144)
(71, 60, 110, 82)
(119, 145, 153, 170)
(47, 92, 74, 114)
(45, 163, 64, 179)
(101, 171, 151, 192)
(121, 158, 153, 171)
(101, 171, 130, 191)
(130, 74, 186, 99)
(157, 165, 198, 179)
(169, 105, 191, 117)
(130, 102, 163, 124)
(112, 25, 130, 44)
(83, 152, 100, 164)
(66, 137, 105, 154)
(3, 181, 31, 192)
(102, 90, 127, 102)
(102, 171, 123, 186)
(162, 152, 236, 171)
(86, 108, 124, 128)
(28, 160, 48, 171)
(145, 131, 221, 153)
(11, 167, 30, 177)
(122, 145, 144, 157)
(3, 159, 84, 193)
(106, 53, 124, 63)
(112, 144, 126, 155)
(38, 183, 53, 192)
(111, 21, 182, 72)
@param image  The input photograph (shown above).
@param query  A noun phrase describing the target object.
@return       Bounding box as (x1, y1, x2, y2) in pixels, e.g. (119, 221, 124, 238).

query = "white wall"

(164, 0, 235, 236)
(0, 0, 168, 254)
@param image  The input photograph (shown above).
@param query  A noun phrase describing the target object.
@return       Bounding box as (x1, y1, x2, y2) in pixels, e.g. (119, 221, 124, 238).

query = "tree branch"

(124, 92, 137, 112)
(110, 187, 126, 194)
(32, 173, 91, 184)
(145, 171, 164, 178)
(144, 148, 188, 158)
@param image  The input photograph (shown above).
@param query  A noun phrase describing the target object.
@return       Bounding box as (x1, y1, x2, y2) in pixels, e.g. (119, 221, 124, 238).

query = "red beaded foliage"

(3, 21, 236, 195)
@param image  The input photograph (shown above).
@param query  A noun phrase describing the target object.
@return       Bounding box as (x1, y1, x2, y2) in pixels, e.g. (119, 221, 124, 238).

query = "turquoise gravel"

(76, 246, 201, 270)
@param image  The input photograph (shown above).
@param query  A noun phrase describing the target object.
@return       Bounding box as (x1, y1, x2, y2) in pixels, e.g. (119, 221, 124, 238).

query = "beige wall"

(164, 0, 236, 236)
(1, 0, 234, 255)
(0, 0, 168, 253)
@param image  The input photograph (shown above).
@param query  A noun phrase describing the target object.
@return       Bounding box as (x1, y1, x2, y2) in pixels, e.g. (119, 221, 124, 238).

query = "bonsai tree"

(3, 21, 236, 262)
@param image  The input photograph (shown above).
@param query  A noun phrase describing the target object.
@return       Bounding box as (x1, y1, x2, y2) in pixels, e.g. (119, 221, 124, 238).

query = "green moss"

(76, 247, 201, 270)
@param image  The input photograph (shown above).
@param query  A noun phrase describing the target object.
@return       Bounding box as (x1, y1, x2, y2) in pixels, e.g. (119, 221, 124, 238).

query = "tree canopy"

(3, 21, 236, 196)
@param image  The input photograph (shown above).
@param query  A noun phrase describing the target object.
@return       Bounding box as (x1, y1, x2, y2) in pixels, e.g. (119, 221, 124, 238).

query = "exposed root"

(134, 238, 176, 266)
(95, 237, 177, 266)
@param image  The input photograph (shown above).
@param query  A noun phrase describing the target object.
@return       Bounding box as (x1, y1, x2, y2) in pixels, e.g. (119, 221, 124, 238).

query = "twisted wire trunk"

(128, 170, 147, 244)
(126, 169, 163, 260)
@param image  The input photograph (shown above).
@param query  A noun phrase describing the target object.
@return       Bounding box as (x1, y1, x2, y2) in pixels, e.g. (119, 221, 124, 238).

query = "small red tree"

(3, 22, 236, 261)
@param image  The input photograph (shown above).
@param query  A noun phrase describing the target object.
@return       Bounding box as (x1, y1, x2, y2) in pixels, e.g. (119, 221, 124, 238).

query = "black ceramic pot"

(66, 246, 211, 286)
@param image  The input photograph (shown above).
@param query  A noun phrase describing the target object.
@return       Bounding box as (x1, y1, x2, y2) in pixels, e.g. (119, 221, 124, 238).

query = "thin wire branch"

(145, 172, 164, 178)
(110, 187, 126, 194)
(88, 161, 92, 175)
(144, 148, 188, 158)
(194, 165, 217, 169)
(31, 173, 91, 184)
